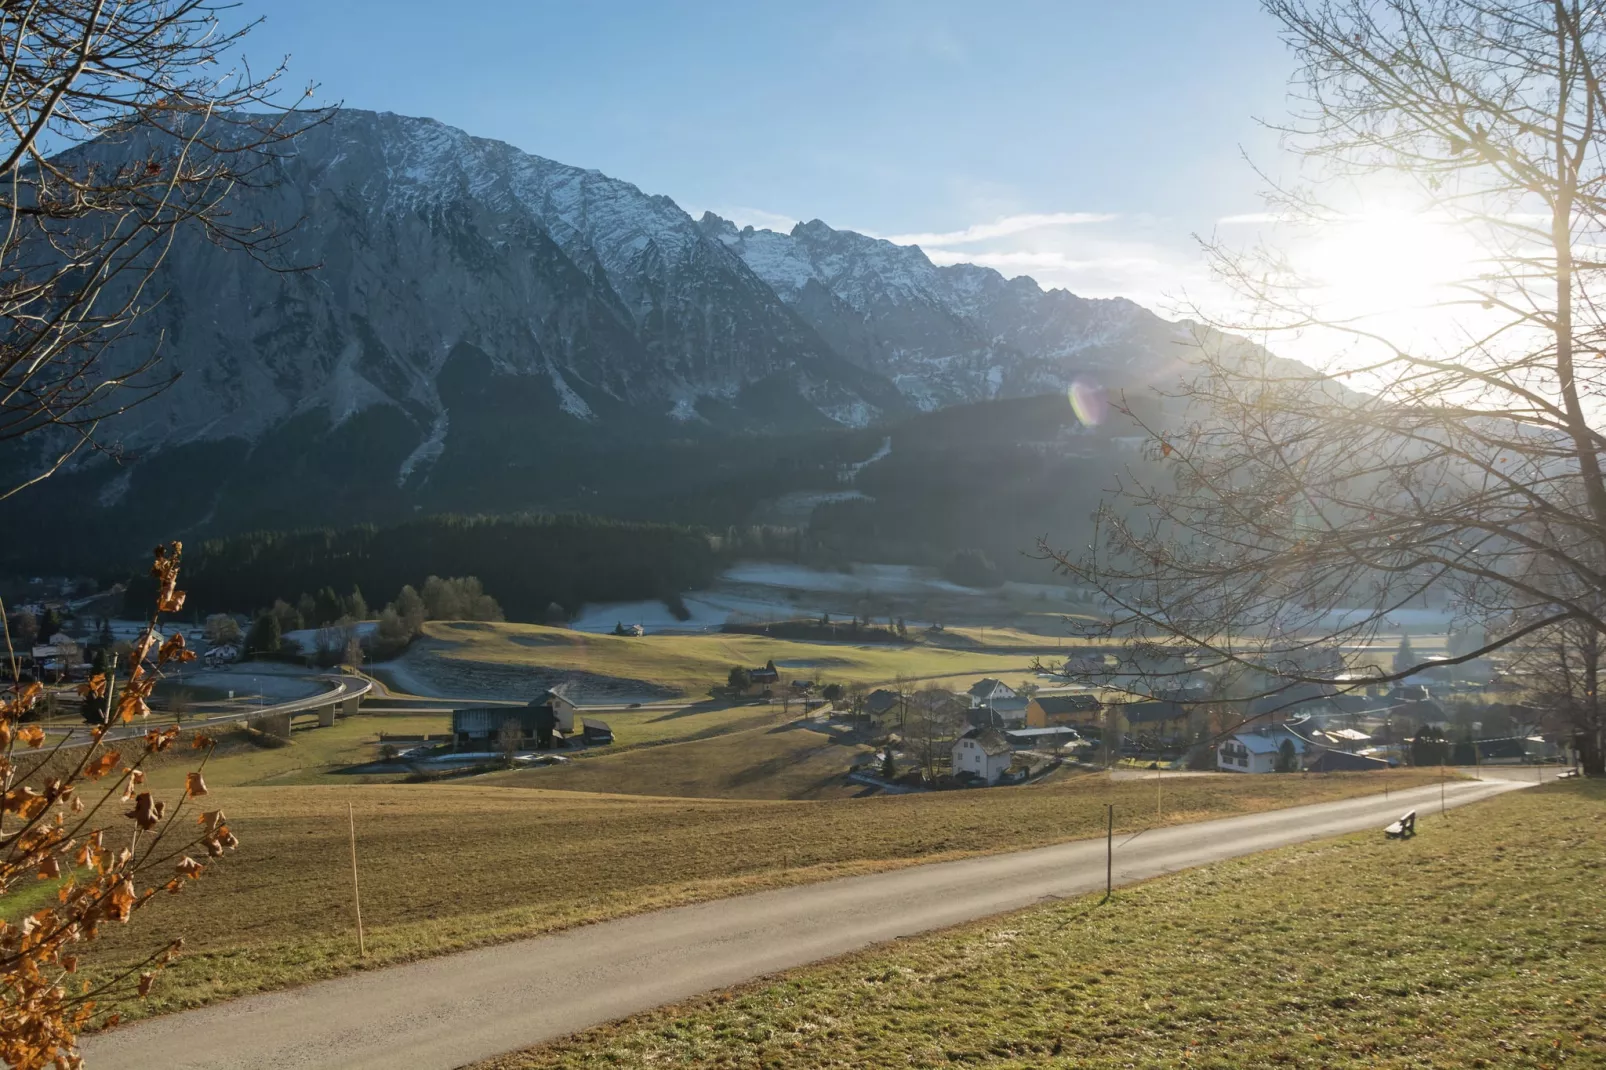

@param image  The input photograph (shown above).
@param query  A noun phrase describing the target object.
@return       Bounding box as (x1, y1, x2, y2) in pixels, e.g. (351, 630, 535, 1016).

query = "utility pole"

(1104, 803, 1113, 901)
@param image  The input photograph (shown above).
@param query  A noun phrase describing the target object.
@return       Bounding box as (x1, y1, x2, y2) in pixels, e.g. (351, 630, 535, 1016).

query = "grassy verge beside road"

(76, 769, 1444, 1023)
(481, 780, 1605, 1070)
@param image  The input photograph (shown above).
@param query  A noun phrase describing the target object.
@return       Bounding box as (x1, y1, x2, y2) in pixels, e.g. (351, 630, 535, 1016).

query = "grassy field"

(481, 779, 1606, 1070)
(67, 768, 1444, 1023)
(409, 621, 1048, 696)
(488, 720, 875, 799)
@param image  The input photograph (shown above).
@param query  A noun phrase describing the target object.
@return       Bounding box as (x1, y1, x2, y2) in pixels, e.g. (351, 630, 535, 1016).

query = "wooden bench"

(1384, 809, 1416, 839)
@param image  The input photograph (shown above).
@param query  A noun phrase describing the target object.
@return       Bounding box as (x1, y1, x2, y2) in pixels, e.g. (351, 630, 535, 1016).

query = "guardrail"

(46, 672, 373, 749)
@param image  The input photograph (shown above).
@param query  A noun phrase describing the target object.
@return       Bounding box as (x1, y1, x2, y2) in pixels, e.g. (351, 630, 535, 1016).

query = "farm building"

(451, 705, 558, 749)
(1003, 726, 1081, 750)
(1026, 693, 1101, 728)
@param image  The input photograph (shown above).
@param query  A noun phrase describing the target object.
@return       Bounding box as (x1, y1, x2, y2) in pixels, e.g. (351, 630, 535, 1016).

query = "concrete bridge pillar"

(341, 695, 361, 717)
(255, 711, 292, 740)
(318, 704, 336, 728)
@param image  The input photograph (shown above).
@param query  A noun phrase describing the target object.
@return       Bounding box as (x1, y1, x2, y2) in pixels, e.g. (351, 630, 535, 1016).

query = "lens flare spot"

(1068, 379, 1108, 427)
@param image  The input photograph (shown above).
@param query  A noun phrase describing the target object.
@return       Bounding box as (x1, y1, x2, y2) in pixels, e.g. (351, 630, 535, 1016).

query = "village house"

(966, 678, 1017, 708)
(863, 688, 901, 721)
(1217, 725, 1312, 773)
(1025, 692, 1101, 728)
(737, 661, 780, 697)
(951, 726, 1014, 784)
(1116, 698, 1197, 744)
(988, 694, 1030, 725)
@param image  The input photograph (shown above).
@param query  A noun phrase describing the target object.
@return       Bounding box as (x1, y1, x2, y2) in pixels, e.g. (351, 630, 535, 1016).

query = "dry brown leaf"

(124, 793, 164, 831)
(183, 772, 208, 799)
(16, 725, 45, 749)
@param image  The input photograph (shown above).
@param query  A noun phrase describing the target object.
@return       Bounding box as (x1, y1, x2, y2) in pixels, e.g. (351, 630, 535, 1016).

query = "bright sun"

(1299, 212, 1487, 320)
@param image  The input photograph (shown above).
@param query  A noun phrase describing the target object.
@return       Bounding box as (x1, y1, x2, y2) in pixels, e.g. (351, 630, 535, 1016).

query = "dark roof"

(1033, 694, 1100, 716)
(958, 726, 1014, 757)
(1304, 748, 1392, 772)
(1122, 699, 1190, 725)
(968, 678, 1007, 698)
(967, 707, 1007, 731)
(750, 666, 779, 682)
(865, 689, 900, 715)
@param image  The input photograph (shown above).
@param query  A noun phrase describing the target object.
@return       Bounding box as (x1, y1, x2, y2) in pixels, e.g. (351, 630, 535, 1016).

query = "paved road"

(85, 776, 1529, 1070)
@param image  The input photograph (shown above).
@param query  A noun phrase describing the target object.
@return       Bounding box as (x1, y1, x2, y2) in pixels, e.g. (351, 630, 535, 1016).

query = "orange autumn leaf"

(116, 692, 150, 723)
(1, 681, 42, 716)
(137, 972, 154, 998)
(83, 752, 121, 780)
(16, 725, 45, 749)
(3, 787, 48, 819)
(106, 879, 137, 923)
(184, 772, 208, 799)
(158, 632, 195, 666)
(174, 857, 204, 880)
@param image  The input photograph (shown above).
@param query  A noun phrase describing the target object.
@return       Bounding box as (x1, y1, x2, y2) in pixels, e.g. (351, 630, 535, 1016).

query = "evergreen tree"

(38, 607, 61, 642)
(246, 613, 281, 656)
(1393, 635, 1417, 677)
(346, 586, 368, 621)
(314, 587, 343, 628)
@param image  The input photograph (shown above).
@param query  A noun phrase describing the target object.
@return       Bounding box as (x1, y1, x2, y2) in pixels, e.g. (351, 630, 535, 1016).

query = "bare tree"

(0, 0, 323, 500)
(1042, 1, 1606, 774)
(903, 686, 964, 782)
(1509, 602, 1603, 768)
(202, 613, 241, 647)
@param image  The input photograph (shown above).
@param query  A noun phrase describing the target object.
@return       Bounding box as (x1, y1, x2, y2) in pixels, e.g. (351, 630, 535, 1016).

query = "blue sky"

(241, 0, 1297, 310)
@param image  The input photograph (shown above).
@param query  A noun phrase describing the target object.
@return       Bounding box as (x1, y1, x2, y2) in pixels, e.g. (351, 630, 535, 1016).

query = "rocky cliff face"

(697, 214, 1197, 410)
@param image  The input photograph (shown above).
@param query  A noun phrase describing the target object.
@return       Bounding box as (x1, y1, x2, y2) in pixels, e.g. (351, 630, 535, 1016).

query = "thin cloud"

(880, 211, 1115, 247)
(923, 249, 1161, 271)
(1217, 211, 1293, 225)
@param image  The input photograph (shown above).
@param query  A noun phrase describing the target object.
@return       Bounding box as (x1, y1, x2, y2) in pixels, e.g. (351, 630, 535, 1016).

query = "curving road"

(42, 674, 372, 749)
(84, 775, 1530, 1070)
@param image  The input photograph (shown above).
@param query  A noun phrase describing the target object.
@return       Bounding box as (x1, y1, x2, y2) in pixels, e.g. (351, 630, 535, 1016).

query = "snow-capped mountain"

(698, 214, 1196, 410)
(83, 109, 901, 460)
(2, 108, 1213, 556)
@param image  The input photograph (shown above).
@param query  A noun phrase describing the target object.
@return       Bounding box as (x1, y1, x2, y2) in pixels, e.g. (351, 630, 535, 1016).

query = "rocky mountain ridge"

(2, 108, 1209, 561)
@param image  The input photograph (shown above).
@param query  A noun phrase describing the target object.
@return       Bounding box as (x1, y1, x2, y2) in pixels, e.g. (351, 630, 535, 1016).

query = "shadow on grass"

(645, 699, 745, 723)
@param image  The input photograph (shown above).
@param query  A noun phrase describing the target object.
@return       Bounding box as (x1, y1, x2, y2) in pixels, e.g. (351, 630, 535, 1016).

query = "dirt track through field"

(85, 776, 1530, 1070)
